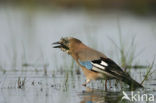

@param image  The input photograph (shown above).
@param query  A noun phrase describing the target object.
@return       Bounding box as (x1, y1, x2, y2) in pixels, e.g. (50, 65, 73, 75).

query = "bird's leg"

(109, 80, 112, 88)
(82, 79, 90, 87)
(119, 80, 123, 90)
(105, 79, 107, 91)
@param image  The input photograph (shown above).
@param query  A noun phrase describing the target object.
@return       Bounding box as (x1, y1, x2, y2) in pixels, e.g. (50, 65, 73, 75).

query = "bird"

(52, 37, 143, 90)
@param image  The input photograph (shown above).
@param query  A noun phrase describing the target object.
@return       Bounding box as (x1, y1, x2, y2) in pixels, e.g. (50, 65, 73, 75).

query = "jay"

(53, 37, 143, 89)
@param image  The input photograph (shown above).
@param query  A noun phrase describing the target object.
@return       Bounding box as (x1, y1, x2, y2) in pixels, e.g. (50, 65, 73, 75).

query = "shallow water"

(0, 5, 156, 103)
(0, 70, 156, 103)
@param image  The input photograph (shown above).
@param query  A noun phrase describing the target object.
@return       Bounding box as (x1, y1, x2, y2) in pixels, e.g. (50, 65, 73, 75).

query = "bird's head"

(52, 37, 81, 54)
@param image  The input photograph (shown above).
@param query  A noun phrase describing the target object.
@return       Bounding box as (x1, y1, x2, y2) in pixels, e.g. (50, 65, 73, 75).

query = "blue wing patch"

(79, 60, 93, 70)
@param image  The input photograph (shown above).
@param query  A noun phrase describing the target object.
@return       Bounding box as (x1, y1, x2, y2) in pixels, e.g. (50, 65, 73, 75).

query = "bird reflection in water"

(79, 87, 123, 103)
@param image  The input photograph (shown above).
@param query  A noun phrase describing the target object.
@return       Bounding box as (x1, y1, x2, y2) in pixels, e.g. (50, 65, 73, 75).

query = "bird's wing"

(79, 57, 127, 79)
(77, 47, 107, 61)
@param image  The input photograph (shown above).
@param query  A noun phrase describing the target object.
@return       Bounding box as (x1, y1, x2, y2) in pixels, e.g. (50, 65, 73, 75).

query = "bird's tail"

(121, 75, 143, 90)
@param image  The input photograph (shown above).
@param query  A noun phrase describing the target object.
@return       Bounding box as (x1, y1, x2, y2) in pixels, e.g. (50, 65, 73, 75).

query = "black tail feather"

(122, 76, 143, 90)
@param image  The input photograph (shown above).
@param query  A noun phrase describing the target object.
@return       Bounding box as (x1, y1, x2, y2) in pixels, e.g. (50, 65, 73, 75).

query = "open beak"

(52, 41, 69, 50)
(52, 42, 62, 48)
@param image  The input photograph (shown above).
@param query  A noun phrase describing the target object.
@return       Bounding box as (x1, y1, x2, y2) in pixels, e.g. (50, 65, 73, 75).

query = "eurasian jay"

(53, 37, 143, 89)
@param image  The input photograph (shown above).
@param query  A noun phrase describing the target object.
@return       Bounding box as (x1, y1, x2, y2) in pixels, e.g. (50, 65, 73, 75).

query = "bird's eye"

(62, 39, 69, 44)
(64, 40, 69, 44)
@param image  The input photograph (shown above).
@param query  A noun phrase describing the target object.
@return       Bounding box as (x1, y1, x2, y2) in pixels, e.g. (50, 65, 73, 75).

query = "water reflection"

(79, 87, 123, 103)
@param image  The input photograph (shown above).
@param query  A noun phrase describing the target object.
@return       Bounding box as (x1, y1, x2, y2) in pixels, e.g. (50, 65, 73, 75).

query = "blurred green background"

(1, 0, 156, 14)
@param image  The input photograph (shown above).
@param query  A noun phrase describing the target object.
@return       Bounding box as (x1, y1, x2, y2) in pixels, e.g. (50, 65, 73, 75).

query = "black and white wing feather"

(91, 57, 126, 78)
(91, 57, 143, 88)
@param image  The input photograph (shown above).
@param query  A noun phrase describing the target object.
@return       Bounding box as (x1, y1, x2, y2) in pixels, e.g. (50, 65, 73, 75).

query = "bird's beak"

(52, 41, 62, 48)
(52, 41, 69, 50)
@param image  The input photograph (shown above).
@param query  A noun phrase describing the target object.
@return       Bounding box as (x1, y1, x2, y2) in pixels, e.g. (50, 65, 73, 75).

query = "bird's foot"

(82, 79, 90, 87)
